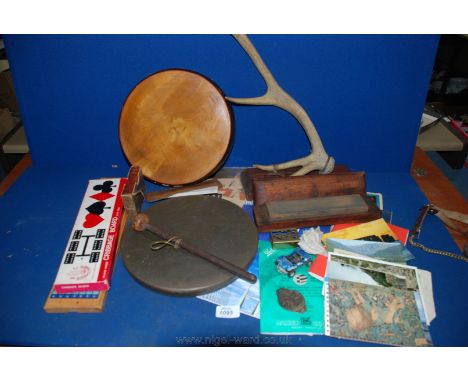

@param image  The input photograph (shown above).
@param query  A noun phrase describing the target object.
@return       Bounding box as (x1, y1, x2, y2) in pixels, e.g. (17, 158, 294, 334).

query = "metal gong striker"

(120, 196, 258, 296)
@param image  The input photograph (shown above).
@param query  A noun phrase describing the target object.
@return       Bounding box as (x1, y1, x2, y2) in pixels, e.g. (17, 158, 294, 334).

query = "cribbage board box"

(52, 178, 127, 293)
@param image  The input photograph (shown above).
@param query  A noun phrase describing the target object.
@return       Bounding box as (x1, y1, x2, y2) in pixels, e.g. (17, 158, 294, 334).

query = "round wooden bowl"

(119, 69, 234, 186)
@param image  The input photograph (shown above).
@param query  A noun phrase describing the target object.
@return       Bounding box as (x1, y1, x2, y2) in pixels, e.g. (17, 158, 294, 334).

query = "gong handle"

(132, 213, 257, 284)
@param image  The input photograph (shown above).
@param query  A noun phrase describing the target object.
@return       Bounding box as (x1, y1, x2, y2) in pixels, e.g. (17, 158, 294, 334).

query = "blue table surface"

(1, 164, 467, 346)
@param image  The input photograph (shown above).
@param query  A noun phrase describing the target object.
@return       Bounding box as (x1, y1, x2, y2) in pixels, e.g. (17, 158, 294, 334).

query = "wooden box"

(252, 171, 381, 232)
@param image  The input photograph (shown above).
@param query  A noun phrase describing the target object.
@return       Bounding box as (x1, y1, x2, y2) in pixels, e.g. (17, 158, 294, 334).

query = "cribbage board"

(44, 178, 127, 313)
(52, 178, 126, 293)
(44, 211, 127, 313)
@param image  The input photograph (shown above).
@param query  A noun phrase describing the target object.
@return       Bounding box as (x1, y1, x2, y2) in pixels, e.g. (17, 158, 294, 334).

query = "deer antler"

(227, 34, 334, 175)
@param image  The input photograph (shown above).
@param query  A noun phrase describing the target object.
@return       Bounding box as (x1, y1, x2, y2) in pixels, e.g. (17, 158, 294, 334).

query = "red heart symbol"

(90, 192, 114, 201)
(83, 213, 104, 228)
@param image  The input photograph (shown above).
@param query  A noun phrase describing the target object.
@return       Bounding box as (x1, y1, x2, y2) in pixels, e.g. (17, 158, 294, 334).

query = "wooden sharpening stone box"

(252, 171, 382, 232)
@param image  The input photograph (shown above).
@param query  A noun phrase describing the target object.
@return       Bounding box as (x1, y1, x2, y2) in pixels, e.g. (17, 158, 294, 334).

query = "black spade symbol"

(86, 201, 107, 216)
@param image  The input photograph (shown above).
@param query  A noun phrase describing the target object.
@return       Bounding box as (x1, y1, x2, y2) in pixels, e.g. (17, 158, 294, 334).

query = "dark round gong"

(121, 195, 258, 296)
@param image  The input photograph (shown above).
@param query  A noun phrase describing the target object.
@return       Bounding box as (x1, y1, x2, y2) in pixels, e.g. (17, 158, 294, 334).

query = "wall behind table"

(4, 34, 439, 172)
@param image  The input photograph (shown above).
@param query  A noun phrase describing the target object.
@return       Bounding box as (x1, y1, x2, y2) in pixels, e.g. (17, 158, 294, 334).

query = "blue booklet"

(197, 254, 260, 318)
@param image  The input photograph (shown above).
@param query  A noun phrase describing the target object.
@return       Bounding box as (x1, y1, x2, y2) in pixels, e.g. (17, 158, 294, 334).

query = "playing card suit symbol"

(93, 180, 115, 194)
(86, 201, 108, 215)
(83, 213, 104, 228)
(90, 192, 114, 201)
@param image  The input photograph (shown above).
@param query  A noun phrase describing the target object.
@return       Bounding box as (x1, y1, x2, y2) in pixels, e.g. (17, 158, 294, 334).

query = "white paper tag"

(215, 305, 240, 319)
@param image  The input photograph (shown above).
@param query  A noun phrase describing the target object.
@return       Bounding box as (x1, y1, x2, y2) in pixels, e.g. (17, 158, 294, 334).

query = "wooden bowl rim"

(118, 68, 235, 186)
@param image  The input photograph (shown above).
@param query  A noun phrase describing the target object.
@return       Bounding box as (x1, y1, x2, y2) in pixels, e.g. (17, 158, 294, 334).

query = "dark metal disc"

(121, 195, 258, 296)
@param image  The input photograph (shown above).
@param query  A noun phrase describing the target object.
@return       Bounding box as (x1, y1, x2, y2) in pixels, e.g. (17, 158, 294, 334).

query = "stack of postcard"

(323, 252, 434, 346)
(322, 218, 414, 264)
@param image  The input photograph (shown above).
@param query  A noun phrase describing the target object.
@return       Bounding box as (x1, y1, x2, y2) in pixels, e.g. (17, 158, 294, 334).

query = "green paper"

(259, 240, 324, 335)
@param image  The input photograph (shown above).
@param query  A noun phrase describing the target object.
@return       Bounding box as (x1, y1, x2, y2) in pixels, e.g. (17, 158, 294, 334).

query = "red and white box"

(53, 178, 127, 293)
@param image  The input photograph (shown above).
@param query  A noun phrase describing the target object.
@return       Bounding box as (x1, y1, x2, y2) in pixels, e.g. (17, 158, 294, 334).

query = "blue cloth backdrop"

(4, 34, 438, 172)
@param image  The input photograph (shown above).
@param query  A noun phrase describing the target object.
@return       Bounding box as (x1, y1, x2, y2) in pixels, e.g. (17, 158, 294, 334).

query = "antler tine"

(226, 95, 273, 106)
(255, 153, 335, 176)
(226, 34, 279, 106)
(254, 156, 309, 172)
(230, 34, 281, 92)
(227, 34, 335, 175)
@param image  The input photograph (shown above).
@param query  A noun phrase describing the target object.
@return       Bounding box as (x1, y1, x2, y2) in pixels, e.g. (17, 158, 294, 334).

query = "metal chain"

(409, 235, 468, 263)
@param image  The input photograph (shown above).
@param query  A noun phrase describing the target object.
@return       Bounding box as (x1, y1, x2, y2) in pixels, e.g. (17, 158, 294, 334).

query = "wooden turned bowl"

(119, 69, 234, 186)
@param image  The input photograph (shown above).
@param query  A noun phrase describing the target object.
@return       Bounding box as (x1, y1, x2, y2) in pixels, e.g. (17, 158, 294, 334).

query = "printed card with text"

(53, 178, 127, 293)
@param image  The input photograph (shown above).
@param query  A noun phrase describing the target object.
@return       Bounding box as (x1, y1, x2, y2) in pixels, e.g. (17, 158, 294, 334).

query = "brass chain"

(409, 235, 468, 263)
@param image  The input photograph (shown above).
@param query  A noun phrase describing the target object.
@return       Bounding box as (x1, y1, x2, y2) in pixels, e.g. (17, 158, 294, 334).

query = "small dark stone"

(276, 288, 307, 314)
